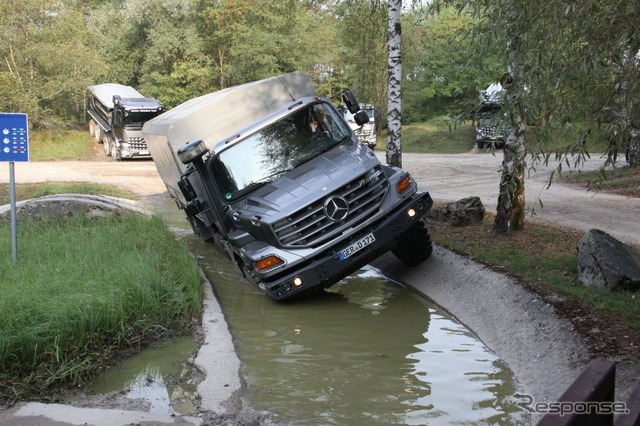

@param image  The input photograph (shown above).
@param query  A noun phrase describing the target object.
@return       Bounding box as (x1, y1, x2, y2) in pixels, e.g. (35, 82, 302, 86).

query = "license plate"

(337, 233, 376, 260)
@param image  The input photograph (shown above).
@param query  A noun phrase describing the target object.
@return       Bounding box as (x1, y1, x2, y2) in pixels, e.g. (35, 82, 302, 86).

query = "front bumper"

(120, 149, 151, 159)
(261, 191, 433, 300)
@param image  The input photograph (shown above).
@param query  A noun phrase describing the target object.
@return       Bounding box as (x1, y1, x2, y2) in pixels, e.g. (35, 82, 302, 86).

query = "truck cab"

(143, 72, 433, 301)
(110, 95, 163, 159)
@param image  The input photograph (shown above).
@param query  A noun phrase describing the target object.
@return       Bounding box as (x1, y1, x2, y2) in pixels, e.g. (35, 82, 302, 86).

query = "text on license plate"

(337, 233, 376, 260)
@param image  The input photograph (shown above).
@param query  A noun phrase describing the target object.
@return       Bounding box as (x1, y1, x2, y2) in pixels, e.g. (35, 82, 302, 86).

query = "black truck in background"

(87, 84, 164, 160)
(142, 72, 434, 301)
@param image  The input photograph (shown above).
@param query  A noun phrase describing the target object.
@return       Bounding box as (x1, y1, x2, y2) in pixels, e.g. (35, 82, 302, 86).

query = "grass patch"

(526, 123, 610, 155)
(428, 215, 640, 331)
(376, 117, 476, 153)
(561, 165, 640, 198)
(0, 182, 137, 205)
(0, 214, 202, 400)
(376, 117, 611, 155)
(30, 129, 94, 161)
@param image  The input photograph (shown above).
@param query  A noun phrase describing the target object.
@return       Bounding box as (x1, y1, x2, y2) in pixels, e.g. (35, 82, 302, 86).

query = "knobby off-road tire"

(392, 221, 433, 266)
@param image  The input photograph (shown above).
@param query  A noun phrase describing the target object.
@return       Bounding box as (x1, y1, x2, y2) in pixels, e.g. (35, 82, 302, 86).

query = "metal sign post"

(0, 113, 29, 264)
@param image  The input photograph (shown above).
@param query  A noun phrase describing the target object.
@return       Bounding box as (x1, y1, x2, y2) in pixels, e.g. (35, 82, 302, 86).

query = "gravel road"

(391, 151, 640, 249)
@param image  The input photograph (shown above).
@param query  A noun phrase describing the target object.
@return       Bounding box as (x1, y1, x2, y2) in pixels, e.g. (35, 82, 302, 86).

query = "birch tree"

(387, 0, 403, 168)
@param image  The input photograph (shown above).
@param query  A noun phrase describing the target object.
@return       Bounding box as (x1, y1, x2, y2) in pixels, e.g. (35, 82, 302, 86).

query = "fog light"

(407, 208, 417, 218)
(293, 276, 304, 287)
(282, 283, 292, 292)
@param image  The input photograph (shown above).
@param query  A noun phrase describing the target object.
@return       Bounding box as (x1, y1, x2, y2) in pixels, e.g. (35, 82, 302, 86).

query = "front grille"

(272, 166, 388, 248)
(127, 136, 148, 150)
(481, 125, 496, 137)
(355, 128, 373, 137)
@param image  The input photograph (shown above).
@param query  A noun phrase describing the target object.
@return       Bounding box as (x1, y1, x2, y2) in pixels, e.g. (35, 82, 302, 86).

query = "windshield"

(124, 110, 160, 126)
(210, 102, 351, 201)
(477, 104, 502, 119)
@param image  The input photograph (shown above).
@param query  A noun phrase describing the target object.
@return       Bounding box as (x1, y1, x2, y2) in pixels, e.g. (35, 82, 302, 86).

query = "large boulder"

(577, 229, 640, 291)
(425, 196, 485, 226)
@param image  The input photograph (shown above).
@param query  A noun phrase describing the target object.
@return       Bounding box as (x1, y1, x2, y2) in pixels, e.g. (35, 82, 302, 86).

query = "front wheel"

(110, 140, 121, 161)
(102, 132, 111, 155)
(392, 221, 433, 266)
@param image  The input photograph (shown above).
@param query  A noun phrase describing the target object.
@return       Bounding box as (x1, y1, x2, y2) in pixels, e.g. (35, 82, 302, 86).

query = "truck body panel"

(143, 72, 433, 301)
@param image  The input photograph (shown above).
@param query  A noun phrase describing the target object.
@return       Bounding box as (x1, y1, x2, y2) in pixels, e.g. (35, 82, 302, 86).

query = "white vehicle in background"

(474, 82, 512, 149)
(341, 103, 379, 150)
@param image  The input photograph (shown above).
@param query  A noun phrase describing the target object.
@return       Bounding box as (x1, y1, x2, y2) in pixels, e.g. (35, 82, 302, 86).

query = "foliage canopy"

(1, 0, 505, 127)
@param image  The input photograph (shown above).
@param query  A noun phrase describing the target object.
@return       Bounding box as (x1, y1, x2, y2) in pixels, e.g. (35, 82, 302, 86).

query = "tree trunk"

(386, 0, 402, 168)
(494, 27, 527, 234)
(628, 136, 640, 167)
(628, 107, 640, 167)
(494, 128, 526, 233)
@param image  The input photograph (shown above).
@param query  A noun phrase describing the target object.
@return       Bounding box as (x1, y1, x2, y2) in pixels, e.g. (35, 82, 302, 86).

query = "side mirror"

(341, 90, 361, 114)
(354, 110, 370, 126)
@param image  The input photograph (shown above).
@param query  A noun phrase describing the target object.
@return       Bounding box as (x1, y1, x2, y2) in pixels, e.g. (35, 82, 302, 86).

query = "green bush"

(30, 129, 95, 161)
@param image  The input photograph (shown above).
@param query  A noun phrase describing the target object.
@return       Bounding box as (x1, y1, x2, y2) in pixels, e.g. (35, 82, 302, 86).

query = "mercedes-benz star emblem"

(324, 196, 349, 222)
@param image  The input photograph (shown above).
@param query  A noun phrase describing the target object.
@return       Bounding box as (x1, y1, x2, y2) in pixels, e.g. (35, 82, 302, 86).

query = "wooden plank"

(614, 378, 640, 426)
(537, 360, 616, 426)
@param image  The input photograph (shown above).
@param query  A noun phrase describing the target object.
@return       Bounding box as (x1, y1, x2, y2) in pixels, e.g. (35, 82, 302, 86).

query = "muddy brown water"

(87, 195, 528, 425)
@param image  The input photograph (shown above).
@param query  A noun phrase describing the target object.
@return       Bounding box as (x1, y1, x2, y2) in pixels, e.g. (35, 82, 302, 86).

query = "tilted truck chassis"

(143, 72, 433, 301)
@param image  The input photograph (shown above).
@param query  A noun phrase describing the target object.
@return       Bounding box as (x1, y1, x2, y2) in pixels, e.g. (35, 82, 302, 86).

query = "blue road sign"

(0, 113, 29, 162)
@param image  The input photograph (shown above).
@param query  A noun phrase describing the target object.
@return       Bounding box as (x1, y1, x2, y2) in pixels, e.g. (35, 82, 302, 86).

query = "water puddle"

(87, 336, 200, 415)
(197, 255, 526, 425)
(82, 194, 528, 424)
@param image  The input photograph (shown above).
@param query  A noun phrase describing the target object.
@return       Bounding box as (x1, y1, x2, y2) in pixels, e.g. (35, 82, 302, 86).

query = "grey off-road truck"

(142, 72, 433, 301)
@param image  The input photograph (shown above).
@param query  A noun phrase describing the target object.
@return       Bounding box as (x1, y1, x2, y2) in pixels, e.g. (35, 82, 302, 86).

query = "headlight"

(255, 255, 285, 272)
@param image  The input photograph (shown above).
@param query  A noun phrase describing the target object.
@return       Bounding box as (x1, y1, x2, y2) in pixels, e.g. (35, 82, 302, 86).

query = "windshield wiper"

(244, 167, 292, 190)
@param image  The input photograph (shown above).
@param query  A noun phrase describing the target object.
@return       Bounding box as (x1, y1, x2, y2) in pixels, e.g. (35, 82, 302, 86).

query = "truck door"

(112, 107, 124, 143)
